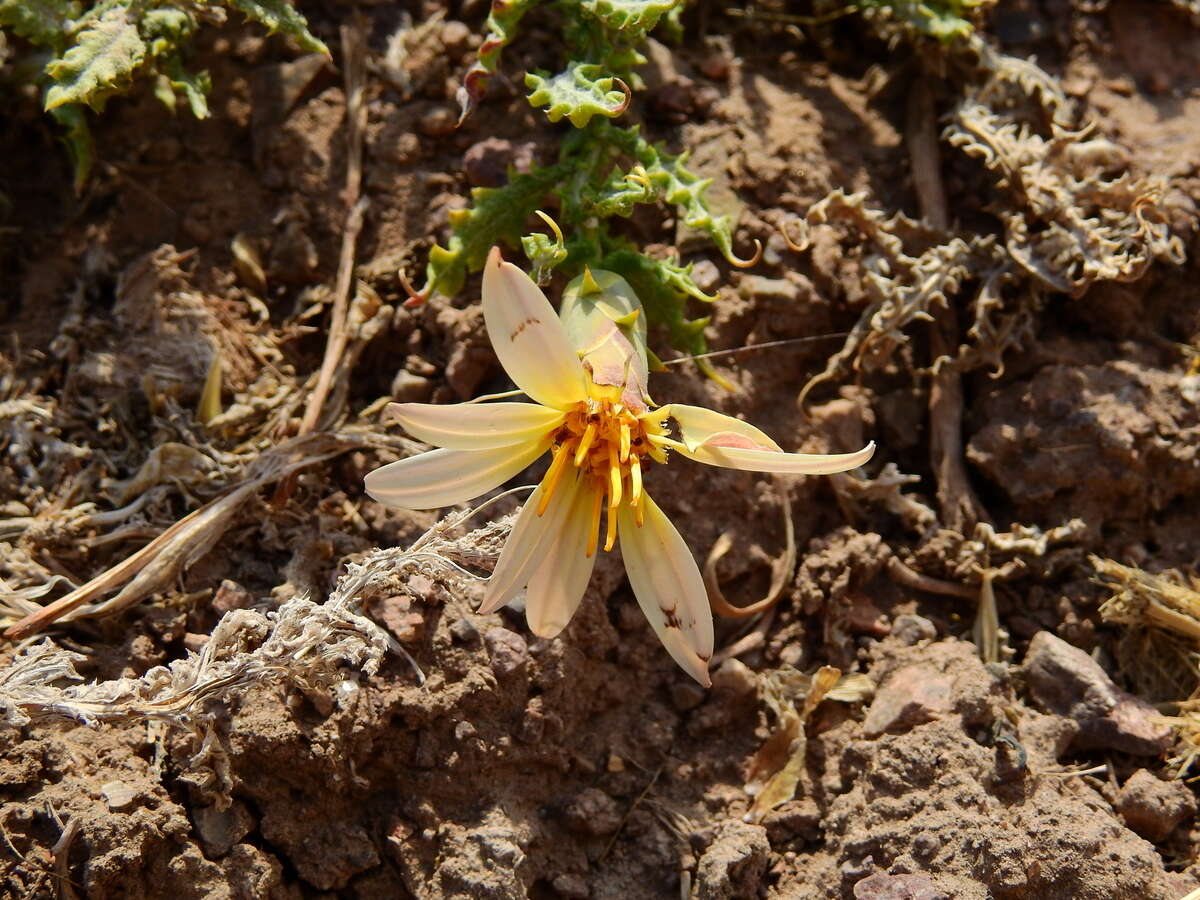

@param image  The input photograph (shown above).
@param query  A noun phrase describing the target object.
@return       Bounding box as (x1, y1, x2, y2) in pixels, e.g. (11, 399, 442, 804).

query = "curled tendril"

(727, 237, 763, 269)
(398, 265, 427, 308)
(780, 219, 810, 253)
(611, 77, 633, 117)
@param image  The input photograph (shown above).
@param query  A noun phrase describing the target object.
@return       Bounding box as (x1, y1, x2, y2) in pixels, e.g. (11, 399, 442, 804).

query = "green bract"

(0, 0, 328, 190)
(424, 0, 749, 381)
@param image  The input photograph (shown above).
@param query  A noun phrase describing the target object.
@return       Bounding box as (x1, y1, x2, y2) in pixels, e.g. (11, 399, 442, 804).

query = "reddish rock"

(1116, 769, 1197, 841)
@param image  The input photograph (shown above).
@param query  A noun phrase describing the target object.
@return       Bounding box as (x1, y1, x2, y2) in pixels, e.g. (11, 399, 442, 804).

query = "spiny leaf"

(603, 125, 743, 265)
(226, 0, 329, 55)
(859, 0, 981, 40)
(0, 0, 80, 46)
(139, 7, 195, 57)
(579, 0, 681, 36)
(457, 0, 543, 122)
(45, 7, 147, 112)
(421, 165, 567, 300)
(525, 62, 629, 128)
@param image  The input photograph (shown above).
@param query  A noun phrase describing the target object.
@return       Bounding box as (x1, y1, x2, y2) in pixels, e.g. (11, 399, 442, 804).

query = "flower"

(365, 248, 875, 686)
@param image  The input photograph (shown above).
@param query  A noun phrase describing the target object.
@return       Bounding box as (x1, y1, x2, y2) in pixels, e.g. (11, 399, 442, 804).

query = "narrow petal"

(658, 403, 783, 453)
(524, 485, 597, 638)
(482, 247, 587, 410)
(364, 438, 548, 510)
(670, 439, 876, 475)
(616, 493, 713, 687)
(479, 471, 585, 615)
(387, 401, 565, 450)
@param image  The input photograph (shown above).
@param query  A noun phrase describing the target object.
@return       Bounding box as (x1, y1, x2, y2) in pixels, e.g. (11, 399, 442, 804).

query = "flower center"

(537, 397, 667, 556)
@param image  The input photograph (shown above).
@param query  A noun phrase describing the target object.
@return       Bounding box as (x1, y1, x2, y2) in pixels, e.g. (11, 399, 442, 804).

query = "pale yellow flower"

(366, 248, 874, 685)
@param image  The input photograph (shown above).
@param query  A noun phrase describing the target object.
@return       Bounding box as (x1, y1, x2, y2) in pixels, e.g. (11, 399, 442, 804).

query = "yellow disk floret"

(535, 394, 667, 556)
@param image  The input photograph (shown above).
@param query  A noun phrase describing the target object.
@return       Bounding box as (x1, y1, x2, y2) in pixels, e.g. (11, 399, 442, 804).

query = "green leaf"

(457, 0, 543, 121)
(226, 0, 329, 55)
(521, 212, 569, 284)
(579, 0, 681, 36)
(0, 0, 81, 47)
(139, 7, 195, 57)
(45, 7, 147, 111)
(859, 0, 980, 40)
(155, 57, 211, 118)
(50, 103, 94, 193)
(599, 125, 744, 266)
(421, 165, 568, 300)
(525, 62, 629, 128)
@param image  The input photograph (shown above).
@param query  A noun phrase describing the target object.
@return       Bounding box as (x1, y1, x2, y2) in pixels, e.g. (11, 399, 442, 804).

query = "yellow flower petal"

(657, 403, 782, 453)
(479, 469, 584, 615)
(482, 247, 587, 410)
(386, 401, 565, 450)
(616, 492, 713, 687)
(524, 484, 597, 638)
(672, 440, 876, 475)
(364, 438, 549, 510)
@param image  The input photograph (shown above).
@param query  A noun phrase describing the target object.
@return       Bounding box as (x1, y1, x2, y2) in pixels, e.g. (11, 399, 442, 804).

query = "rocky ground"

(3, 1, 1200, 898)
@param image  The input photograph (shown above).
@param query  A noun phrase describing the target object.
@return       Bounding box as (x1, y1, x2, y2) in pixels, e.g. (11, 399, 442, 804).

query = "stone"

(1116, 769, 1197, 842)
(695, 821, 770, 900)
(212, 579, 254, 613)
(551, 873, 590, 899)
(463, 137, 535, 188)
(861, 666, 953, 738)
(891, 614, 937, 645)
(711, 658, 757, 698)
(194, 801, 256, 858)
(390, 369, 433, 403)
(417, 106, 457, 138)
(101, 780, 138, 811)
(484, 627, 529, 678)
(1022, 631, 1171, 755)
(564, 788, 622, 837)
(670, 681, 707, 712)
(853, 873, 949, 900)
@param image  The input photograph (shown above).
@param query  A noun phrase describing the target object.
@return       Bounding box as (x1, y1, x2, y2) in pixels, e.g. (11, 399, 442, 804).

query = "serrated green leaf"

(525, 62, 629, 128)
(421, 165, 567, 299)
(595, 125, 742, 265)
(457, 0, 543, 121)
(859, 0, 980, 40)
(0, 0, 80, 47)
(45, 7, 147, 111)
(139, 7, 195, 57)
(579, 0, 681, 35)
(226, 0, 328, 55)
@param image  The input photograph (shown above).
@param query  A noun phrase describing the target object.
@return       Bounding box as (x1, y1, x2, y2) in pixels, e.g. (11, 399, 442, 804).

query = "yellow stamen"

(604, 493, 618, 552)
(608, 444, 622, 508)
(574, 423, 597, 466)
(619, 423, 631, 463)
(630, 461, 642, 507)
(634, 493, 645, 528)
(537, 443, 573, 516)
(585, 488, 603, 558)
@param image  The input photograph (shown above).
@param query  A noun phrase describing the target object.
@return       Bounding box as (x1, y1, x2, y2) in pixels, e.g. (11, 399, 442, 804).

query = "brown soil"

(3, 2, 1200, 899)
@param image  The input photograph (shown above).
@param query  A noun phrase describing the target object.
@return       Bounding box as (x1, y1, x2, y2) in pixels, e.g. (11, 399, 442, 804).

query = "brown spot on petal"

(509, 316, 541, 341)
(662, 607, 682, 629)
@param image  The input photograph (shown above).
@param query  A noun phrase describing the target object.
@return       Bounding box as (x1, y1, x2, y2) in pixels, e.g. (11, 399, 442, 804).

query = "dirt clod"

(1022, 631, 1172, 755)
(695, 820, 771, 900)
(1116, 769, 1197, 842)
